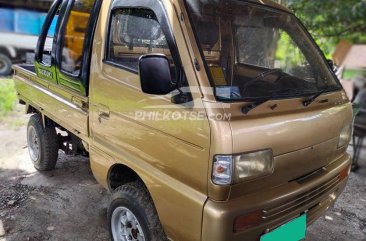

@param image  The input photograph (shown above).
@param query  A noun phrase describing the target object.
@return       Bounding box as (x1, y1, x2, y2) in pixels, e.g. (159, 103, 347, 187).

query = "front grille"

(262, 175, 341, 220)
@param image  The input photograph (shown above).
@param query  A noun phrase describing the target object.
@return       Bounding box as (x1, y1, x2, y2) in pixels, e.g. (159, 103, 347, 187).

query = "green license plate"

(260, 214, 307, 241)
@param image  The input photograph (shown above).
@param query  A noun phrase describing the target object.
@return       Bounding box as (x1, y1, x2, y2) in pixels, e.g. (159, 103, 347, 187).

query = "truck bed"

(13, 64, 90, 143)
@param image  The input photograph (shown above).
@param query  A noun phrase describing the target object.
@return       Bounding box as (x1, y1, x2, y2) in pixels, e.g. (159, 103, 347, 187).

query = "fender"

(0, 46, 17, 59)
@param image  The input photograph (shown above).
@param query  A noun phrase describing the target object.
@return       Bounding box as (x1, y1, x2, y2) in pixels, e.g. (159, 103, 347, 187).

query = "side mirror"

(139, 54, 174, 95)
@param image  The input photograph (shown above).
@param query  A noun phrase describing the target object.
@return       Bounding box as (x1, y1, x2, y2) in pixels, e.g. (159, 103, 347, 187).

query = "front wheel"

(27, 114, 59, 171)
(108, 182, 167, 241)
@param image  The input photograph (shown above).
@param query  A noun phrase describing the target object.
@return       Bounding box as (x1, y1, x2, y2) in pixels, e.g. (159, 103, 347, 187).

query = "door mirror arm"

(171, 71, 193, 105)
(171, 87, 193, 105)
(327, 59, 338, 73)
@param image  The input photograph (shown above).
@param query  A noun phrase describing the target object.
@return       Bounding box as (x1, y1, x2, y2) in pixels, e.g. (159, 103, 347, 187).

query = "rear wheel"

(108, 182, 168, 241)
(0, 53, 12, 76)
(27, 114, 59, 171)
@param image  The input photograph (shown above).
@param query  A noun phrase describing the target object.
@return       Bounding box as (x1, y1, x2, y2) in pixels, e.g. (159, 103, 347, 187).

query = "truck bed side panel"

(13, 65, 89, 142)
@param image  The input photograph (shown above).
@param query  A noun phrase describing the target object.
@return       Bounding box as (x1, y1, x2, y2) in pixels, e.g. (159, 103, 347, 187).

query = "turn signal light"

(339, 165, 351, 180)
(234, 210, 263, 232)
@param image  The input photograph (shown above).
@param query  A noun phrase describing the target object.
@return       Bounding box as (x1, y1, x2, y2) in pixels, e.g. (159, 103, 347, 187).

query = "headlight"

(212, 149, 274, 185)
(338, 124, 352, 148)
(233, 149, 274, 183)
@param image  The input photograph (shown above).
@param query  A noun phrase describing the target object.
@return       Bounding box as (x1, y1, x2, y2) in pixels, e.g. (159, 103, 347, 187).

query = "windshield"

(185, 0, 342, 101)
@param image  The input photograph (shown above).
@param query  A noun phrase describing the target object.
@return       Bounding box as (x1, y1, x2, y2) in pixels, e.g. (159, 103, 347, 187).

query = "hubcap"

(27, 126, 40, 161)
(111, 207, 145, 241)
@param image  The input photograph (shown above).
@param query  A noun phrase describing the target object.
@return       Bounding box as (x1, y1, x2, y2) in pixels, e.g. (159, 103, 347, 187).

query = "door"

(89, 1, 210, 241)
(55, 0, 96, 95)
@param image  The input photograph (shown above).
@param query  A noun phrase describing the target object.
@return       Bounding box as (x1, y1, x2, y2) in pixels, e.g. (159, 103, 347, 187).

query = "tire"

(0, 53, 12, 76)
(27, 114, 59, 171)
(108, 181, 168, 241)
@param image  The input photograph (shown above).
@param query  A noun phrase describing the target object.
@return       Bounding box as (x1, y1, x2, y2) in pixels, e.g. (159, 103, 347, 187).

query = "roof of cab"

(179, 0, 291, 13)
(245, 0, 291, 12)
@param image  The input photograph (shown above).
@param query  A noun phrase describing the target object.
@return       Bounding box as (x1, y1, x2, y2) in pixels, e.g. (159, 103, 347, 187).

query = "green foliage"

(282, 0, 366, 56)
(0, 79, 17, 116)
(342, 69, 366, 79)
(276, 30, 306, 67)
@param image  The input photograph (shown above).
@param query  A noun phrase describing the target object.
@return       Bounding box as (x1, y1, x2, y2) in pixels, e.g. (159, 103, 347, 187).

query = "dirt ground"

(0, 106, 365, 241)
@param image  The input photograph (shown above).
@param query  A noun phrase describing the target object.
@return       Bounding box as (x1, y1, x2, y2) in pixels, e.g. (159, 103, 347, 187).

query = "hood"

(226, 92, 352, 198)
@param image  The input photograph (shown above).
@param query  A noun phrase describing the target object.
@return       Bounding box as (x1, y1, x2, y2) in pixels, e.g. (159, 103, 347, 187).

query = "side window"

(107, 8, 173, 72)
(41, 10, 60, 66)
(60, 0, 94, 76)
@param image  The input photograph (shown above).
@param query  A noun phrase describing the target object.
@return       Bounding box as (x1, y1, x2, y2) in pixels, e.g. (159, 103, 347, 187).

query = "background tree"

(279, 0, 366, 56)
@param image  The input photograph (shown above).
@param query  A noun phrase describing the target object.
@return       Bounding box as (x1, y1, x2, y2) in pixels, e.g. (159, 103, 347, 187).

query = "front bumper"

(202, 153, 351, 241)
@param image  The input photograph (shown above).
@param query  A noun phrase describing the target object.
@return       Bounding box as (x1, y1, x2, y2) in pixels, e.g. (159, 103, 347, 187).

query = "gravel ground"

(0, 106, 365, 241)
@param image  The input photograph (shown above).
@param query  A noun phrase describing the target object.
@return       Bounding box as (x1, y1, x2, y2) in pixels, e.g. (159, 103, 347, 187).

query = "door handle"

(99, 111, 110, 118)
(98, 111, 110, 123)
(96, 104, 110, 123)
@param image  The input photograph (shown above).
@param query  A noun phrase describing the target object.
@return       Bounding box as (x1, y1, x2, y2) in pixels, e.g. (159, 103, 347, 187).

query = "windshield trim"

(183, 0, 342, 103)
(216, 87, 340, 103)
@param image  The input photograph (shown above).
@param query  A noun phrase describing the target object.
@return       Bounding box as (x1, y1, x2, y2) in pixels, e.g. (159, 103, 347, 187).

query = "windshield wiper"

(302, 89, 328, 107)
(241, 97, 271, 114)
(241, 88, 300, 114)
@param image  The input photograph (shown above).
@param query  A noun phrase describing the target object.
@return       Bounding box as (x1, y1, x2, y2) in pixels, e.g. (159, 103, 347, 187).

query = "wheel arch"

(0, 46, 17, 59)
(25, 103, 39, 115)
(26, 104, 56, 128)
(107, 163, 146, 191)
(104, 161, 172, 239)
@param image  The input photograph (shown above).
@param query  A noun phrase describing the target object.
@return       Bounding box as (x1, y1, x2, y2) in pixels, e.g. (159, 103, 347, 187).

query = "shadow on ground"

(0, 153, 110, 241)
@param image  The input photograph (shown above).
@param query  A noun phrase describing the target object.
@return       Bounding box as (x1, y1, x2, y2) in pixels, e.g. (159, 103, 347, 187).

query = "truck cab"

(13, 0, 352, 241)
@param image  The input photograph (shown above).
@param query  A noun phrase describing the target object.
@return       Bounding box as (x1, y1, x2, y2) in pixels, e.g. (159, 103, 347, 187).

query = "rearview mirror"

(139, 54, 174, 95)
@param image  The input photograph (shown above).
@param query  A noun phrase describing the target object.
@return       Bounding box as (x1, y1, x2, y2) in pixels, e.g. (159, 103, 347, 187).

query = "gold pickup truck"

(13, 0, 353, 241)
